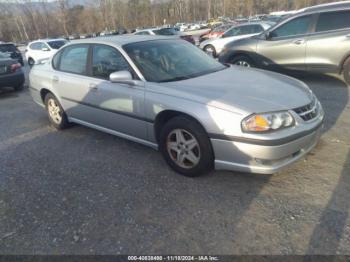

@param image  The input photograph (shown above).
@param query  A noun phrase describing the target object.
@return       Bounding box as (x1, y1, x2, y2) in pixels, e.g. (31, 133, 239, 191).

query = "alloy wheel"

(166, 129, 201, 169)
(47, 98, 62, 124)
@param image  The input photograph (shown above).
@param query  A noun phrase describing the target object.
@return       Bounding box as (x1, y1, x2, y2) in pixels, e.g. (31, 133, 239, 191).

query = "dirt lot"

(0, 70, 349, 255)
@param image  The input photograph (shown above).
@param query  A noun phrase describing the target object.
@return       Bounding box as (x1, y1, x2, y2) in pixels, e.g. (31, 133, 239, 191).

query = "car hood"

(155, 67, 313, 115)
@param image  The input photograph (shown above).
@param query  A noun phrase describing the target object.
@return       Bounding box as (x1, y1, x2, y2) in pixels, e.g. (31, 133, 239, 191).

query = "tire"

(159, 116, 214, 177)
(204, 44, 217, 57)
(44, 93, 69, 130)
(343, 57, 350, 86)
(231, 55, 255, 68)
(28, 58, 35, 67)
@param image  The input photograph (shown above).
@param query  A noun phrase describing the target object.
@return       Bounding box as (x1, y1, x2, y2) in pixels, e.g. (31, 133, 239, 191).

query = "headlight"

(242, 111, 295, 133)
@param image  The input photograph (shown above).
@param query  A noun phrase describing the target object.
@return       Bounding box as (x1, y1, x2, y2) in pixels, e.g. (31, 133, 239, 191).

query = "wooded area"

(0, 0, 340, 42)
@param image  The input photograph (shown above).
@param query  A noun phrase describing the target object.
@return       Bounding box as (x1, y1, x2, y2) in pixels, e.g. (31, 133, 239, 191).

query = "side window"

(271, 15, 312, 38)
(30, 42, 42, 50)
(316, 10, 350, 32)
(59, 45, 89, 74)
(252, 25, 264, 33)
(92, 45, 131, 79)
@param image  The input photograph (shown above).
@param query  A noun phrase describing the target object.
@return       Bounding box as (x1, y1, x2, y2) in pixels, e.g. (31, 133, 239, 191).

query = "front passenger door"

(257, 15, 313, 71)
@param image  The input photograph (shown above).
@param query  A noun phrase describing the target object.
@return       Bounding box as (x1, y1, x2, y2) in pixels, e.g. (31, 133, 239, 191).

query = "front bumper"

(212, 122, 323, 174)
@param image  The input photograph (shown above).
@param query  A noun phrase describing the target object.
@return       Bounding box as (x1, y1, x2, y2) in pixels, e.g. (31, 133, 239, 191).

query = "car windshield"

(0, 44, 16, 53)
(48, 40, 67, 50)
(123, 40, 226, 83)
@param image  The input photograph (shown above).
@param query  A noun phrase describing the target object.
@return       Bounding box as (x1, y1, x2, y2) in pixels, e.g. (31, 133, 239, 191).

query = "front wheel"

(28, 58, 35, 67)
(204, 44, 216, 57)
(343, 57, 350, 86)
(231, 55, 255, 68)
(44, 93, 69, 130)
(159, 116, 214, 177)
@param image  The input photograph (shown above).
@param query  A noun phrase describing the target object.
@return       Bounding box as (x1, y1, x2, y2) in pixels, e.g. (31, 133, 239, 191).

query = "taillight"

(11, 63, 21, 73)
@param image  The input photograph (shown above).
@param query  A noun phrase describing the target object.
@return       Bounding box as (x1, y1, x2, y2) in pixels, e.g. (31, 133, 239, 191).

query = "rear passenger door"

(306, 10, 350, 73)
(51, 44, 94, 121)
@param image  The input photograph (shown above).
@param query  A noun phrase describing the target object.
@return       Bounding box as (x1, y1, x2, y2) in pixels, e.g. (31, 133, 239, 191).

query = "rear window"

(316, 10, 350, 32)
(0, 44, 17, 53)
(48, 40, 67, 50)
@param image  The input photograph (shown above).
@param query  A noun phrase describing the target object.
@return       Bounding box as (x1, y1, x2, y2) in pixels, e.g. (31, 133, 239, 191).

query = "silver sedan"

(29, 36, 324, 177)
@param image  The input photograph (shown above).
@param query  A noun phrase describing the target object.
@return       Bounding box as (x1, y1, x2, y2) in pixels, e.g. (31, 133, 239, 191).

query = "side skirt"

(68, 117, 159, 150)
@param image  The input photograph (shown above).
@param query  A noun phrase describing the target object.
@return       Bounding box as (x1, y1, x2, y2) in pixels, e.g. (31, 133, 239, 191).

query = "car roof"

(71, 35, 177, 46)
(298, 0, 350, 14)
(29, 38, 66, 44)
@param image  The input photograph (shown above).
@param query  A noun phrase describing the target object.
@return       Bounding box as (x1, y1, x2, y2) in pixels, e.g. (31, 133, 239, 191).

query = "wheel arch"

(153, 110, 209, 144)
(340, 53, 350, 74)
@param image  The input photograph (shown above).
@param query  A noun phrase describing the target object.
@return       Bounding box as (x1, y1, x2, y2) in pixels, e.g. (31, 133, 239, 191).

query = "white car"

(200, 22, 273, 57)
(25, 39, 68, 66)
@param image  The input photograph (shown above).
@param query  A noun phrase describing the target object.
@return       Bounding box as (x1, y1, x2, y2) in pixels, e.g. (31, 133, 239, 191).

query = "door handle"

(52, 76, 59, 82)
(89, 83, 98, 92)
(293, 39, 305, 45)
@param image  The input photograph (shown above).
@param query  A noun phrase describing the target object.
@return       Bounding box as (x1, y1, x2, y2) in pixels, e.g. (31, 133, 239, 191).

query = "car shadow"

(306, 149, 350, 254)
(0, 87, 20, 99)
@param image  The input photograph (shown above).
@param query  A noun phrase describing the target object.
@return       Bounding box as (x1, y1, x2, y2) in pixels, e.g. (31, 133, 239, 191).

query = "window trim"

(312, 10, 350, 34)
(88, 43, 140, 81)
(51, 44, 91, 76)
(268, 14, 315, 41)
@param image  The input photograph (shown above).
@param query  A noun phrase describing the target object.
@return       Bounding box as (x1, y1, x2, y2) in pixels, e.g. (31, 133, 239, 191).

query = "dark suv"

(0, 43, 24, 66)
(218, 1, 350, 85)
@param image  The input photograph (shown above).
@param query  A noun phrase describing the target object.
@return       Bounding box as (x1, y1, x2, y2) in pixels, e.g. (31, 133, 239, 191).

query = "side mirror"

(110, 71, 135, 85)
(42, 47, 50, 51)
(265, 31, 273, 40)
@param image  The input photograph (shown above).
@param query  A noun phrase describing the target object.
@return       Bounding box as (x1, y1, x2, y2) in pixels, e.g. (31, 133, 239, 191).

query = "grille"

(293, 98, 318, 121)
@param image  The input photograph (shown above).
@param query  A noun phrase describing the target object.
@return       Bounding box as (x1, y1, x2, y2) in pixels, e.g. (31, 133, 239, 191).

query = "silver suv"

(218, 1, 350, 85)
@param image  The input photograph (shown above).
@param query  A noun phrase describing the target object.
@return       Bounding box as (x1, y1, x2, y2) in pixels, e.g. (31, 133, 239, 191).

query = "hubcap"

(235, 60, 251, 67)
(167, 129, 201, 169)
(47, 98, 62, 124)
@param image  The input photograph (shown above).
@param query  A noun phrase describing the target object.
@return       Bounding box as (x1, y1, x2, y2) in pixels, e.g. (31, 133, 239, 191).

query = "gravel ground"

(0, 68, 349, 255)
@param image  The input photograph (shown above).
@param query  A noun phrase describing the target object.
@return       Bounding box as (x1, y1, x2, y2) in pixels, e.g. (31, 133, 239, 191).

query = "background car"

(219, 1, 350, 85)
(29, 36, 324, 177)
(134, 27, 195, 44)
(200, 22, 273, 57)
(0, 43, 24, 66)
(0, 52, 25, 91)
(198, 24, 234, 43)
(25, 39, 68, 66)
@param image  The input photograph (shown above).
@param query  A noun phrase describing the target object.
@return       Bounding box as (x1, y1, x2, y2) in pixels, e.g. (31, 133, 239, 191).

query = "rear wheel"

(231, 55, 255, 68)
(343, 57, 350, 86)
(44, 93, 69, 130)
(204, 44, 216, 57)
(159, 116, 214, 177)
(28, 58, 35, 66)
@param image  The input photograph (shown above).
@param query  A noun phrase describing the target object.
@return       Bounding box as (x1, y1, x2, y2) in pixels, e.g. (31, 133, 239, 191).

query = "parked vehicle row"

(29, 35, 324, 177)
(219, 1, 350, 85)
(134, 27, 195, 45)
(200, 22, 273, 57)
